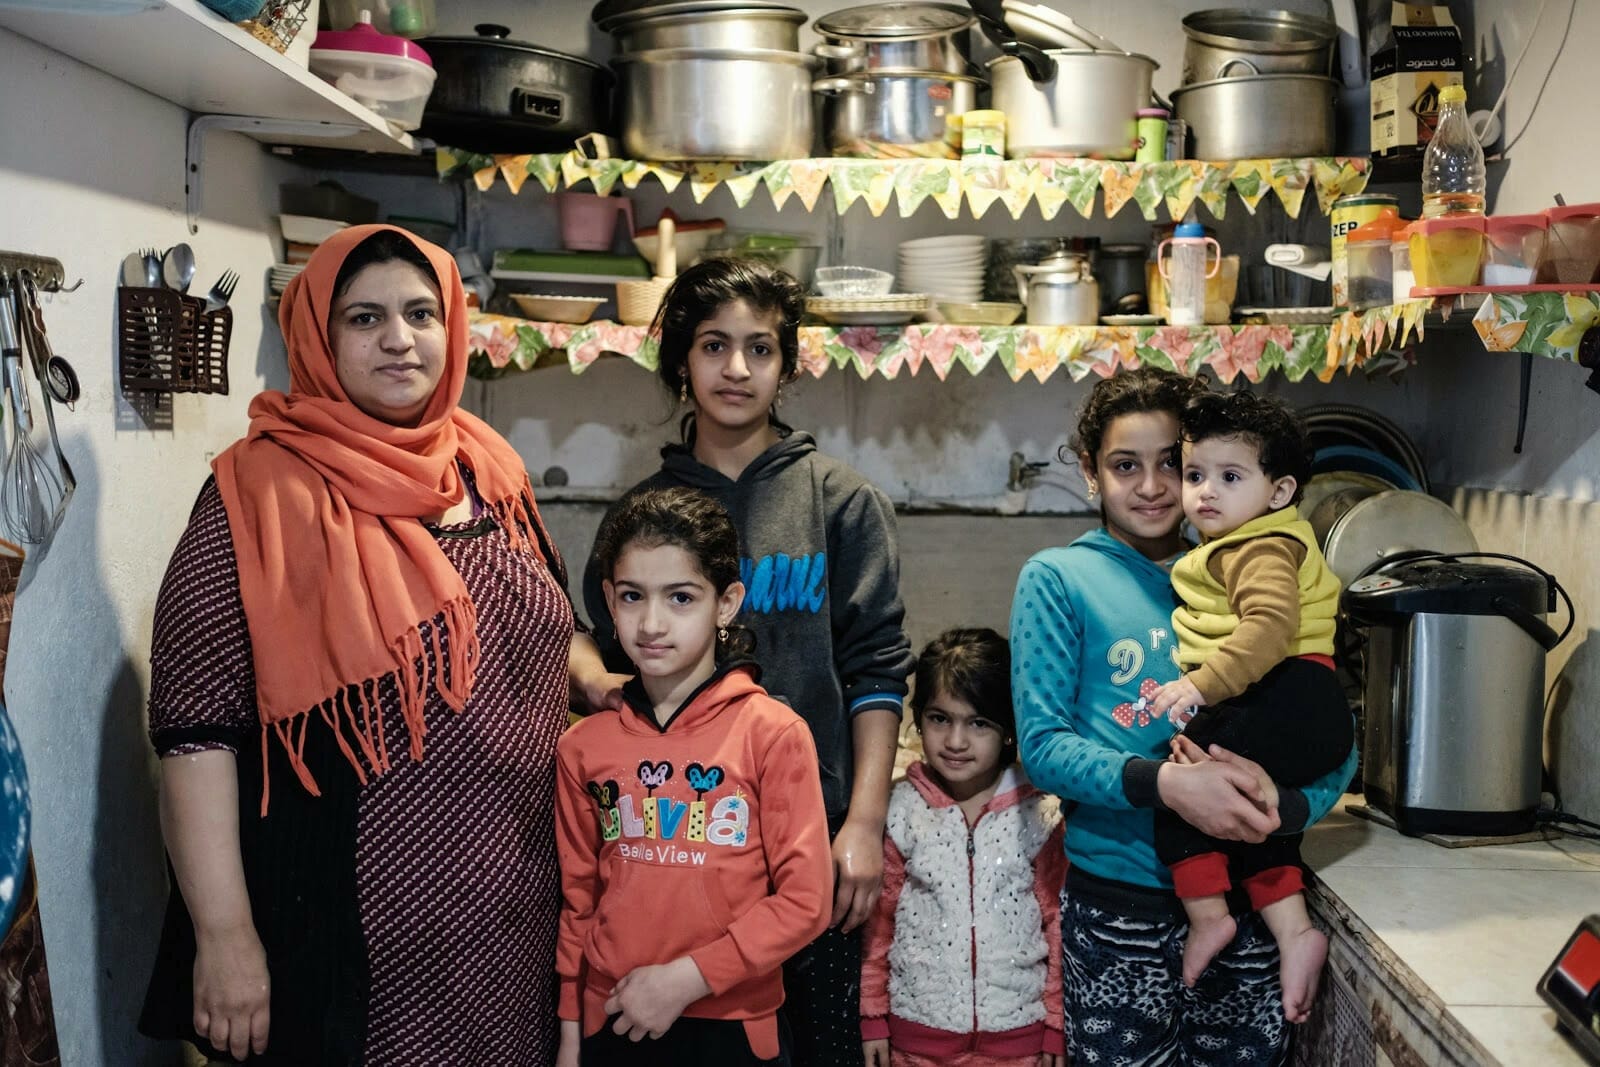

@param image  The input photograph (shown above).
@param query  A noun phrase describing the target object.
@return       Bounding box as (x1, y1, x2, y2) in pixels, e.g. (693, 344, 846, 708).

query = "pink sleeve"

(859, 833, 907, 1030)
(1033, 817, 1068, 1038)
(554, 743, 600, 1021)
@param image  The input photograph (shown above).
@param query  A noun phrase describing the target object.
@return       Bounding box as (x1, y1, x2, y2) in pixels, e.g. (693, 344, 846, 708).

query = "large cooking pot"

(813, 3, 975, 75)
(605, 6, 808, 52)
(989, 50, 1158, 159)
(592, 0, 798, 31)
(615, 47, 817, 160)
(814, 70, 983, 158)
(417, 24, 612, 153)
(1171, 72, 1337, 159)
(1181, 8, 1337, 85)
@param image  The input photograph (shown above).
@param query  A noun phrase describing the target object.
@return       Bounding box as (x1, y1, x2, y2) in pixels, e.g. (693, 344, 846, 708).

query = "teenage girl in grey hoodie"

(583, 257, 914, 1067)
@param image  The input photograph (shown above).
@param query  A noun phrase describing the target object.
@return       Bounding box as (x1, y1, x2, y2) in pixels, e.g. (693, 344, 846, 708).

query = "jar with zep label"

(1331, 193, 1400, 307)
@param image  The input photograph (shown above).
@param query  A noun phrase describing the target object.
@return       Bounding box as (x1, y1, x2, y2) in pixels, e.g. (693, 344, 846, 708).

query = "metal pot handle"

(1216, 57, 1261, 77)
(475, 23, 512, 39)
(966, 0, 1057, 82)
(813, 42, 861, 60)
(812, 76, 874, 95)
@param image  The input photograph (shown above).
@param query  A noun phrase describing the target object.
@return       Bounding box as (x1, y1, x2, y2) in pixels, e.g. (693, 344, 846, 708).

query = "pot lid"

(1017, 250, 1092, 279)
(313, 14, 433, 66)
(1322, 490, 1477, 587)
(815, 2, 974, 39)
(592, 0, 802, 32)
(419, 24, 605, 71)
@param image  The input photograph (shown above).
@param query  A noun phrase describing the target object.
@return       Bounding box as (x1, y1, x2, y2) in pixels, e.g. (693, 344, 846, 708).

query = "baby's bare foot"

(1182, 912, 1237, 987)
(1278, 925, 1329, 1023)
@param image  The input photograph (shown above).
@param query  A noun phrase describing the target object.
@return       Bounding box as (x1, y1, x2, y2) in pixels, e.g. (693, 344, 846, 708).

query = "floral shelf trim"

(1325, 299, 1433, 380)
(438, 149, 1370, 222)
(1472, 291, 1600, 361)
(469, 312, 1366, 384)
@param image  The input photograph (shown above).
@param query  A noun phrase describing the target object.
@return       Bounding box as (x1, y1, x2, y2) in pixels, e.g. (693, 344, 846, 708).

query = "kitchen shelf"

(1333, 291, 1600, 367)
(439, 149, 1371, 223)
(467, 311, 1347, 384)
(490, 269, 644, 286)
(0, 0, 415, 156)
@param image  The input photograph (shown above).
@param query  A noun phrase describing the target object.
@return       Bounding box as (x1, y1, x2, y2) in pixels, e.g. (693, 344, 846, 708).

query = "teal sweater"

(1010, 528, 1357, 890)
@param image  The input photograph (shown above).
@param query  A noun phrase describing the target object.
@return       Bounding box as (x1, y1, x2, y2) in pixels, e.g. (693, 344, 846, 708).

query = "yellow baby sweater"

(1171, 507, 1340, 703)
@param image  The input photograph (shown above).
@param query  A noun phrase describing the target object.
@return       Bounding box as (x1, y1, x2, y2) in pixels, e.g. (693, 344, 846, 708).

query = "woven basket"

(615, 278, 672, 327)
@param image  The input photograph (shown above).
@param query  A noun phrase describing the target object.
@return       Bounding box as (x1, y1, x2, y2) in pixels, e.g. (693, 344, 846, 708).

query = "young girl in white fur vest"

(859, 629, 1066, 1067)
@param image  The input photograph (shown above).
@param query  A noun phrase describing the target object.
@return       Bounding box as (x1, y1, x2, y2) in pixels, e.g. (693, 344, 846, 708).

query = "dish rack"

(117, 287, 231, 394)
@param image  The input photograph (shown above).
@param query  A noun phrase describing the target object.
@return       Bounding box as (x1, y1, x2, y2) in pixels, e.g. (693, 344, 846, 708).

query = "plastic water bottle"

(1421, 84, 1485, 218)
(1157, 222, 1221, 326)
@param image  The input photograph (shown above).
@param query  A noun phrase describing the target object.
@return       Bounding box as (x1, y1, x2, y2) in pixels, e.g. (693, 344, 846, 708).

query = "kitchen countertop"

(1304, 799, 1600, 1066)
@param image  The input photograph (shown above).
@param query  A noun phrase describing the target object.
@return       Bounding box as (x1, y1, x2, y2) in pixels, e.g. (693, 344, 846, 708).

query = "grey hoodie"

(583, 431, 913, 820)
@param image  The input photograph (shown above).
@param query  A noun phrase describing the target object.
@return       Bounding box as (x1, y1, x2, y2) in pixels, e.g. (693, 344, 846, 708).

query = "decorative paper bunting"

(443, 152, 1369, 222)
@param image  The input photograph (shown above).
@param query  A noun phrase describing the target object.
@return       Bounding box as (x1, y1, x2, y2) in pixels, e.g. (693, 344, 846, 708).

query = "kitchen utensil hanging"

(0, 279, 66, 547)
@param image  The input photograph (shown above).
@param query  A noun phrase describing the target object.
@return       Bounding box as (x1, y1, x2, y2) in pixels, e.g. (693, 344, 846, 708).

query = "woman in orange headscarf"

(138, 226, 625, 1066)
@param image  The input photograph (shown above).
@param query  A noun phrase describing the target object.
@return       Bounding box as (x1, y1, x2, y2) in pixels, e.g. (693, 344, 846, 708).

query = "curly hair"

(1064, 367, 1210, 464)
(910, 627, 1016, 767)
(651, 256, 807, 438)
(1179, 390, 1313, 504)
(590, 486, 756, 662)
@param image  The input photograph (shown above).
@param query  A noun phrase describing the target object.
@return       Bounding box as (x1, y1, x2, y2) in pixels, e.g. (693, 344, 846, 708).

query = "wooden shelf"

(0, 0, 415, 155)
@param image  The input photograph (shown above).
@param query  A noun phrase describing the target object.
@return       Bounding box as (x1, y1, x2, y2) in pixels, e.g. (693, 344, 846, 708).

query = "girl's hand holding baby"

(863, 1038, 890, 1066)
(605, 957, 711, 1040)
(1148, 676, 1204, 725)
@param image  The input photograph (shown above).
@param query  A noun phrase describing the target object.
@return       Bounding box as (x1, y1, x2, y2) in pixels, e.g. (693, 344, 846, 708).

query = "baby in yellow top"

(1146, 389, 1354, 1027)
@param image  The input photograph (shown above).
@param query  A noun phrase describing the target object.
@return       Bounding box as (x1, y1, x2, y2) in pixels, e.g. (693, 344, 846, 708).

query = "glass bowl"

(814, 266, 895, 298)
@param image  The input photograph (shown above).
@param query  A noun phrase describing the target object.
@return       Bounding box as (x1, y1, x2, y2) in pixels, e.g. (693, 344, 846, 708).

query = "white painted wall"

(0, 26, 290, 1065)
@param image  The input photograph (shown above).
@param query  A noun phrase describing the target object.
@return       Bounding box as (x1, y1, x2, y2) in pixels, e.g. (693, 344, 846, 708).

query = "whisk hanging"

(0, 281, 64, 546)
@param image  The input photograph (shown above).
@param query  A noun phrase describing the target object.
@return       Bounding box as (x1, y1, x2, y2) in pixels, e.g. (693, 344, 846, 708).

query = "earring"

(774, 385, 784, 408)
(678, 374, 689, 404)
(718, 626, 729, 642)
(1086, 482, 1099, 499)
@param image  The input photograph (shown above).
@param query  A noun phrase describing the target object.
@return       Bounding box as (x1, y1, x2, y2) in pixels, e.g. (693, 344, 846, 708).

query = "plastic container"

(1410, 214, 1484, 289)
(1483, 213, 1549, 286)
(324, 0, 435, 39)
(1156, 221, 1221, 326)
(1540, 204, 1600, 284)
(1392, 225, 1416, 301)
(960, 109, 1006, 159)
(309, 14, 435, 131)
(1345, 211, 1408, 309)
(1421, 84, 1485, 218)
(1135, 108, 1168, 163)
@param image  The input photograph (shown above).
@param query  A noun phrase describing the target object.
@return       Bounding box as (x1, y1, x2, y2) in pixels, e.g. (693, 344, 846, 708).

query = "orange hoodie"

(554, 663, 833, 1059)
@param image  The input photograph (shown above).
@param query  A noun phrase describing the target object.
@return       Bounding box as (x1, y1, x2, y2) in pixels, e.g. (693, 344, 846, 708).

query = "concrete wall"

(0, 25, 291, 1066)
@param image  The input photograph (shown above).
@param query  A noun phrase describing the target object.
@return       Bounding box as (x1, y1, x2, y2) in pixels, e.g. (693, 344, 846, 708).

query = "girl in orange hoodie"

(556, 487, 833, 1066)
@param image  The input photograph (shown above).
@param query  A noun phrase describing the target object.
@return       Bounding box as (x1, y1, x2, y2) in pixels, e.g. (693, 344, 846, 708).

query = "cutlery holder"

(117, 287, 231, 395)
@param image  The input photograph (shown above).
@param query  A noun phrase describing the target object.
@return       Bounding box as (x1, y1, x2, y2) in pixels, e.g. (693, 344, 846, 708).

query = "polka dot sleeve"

(146, 480, 258, 757)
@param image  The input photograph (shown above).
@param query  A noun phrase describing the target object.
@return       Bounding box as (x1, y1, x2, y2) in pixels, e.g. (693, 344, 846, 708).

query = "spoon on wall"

(162, 243, 196, 293)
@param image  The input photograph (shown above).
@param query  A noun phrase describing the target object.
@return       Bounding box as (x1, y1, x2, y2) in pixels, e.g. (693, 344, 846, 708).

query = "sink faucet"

(1008, 452, 1049, 492)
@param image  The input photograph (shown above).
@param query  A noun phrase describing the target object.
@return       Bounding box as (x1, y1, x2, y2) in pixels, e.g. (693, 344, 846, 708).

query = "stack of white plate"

(897, 235, 987, 302)
(269, 263, 306, 297)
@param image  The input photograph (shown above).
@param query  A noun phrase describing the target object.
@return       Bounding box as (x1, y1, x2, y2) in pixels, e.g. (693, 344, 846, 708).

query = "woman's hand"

(555, 1019, 581, 1067)
(830, 818, 885, 933)
(605, 957, 710, 1040)
(192, 922, 271, 1061)
(568, 633, 631, 715)
(1038, 1053, 1064, 1067)
(863, 1038, 891, 1066)
(1157, 759, 1280, 843)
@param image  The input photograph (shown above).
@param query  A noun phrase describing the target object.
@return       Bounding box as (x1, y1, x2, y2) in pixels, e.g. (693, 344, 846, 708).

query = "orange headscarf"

(212, 225, 544, 813)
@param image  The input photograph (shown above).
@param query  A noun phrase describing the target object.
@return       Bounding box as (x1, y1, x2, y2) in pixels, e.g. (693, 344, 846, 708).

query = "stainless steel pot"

(815, 70, 982, 157)
(417, 24, 613, 153)
(1180, 8, 1337, 85)
(988, 50, 1158, 159)
(813, 3, 975, 75)
(592, 0, 799, 32)
(607, 7, 807, 52)
(614, 47, 817, 160)
(1171, 73, 1337, 159)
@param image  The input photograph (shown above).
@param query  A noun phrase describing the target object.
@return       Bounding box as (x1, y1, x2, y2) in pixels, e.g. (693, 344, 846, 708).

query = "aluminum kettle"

(1014, 251, 1099, 325)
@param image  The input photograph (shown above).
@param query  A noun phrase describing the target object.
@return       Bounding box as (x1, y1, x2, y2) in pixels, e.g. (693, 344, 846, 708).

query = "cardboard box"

(1370, 2, 1464, 159)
